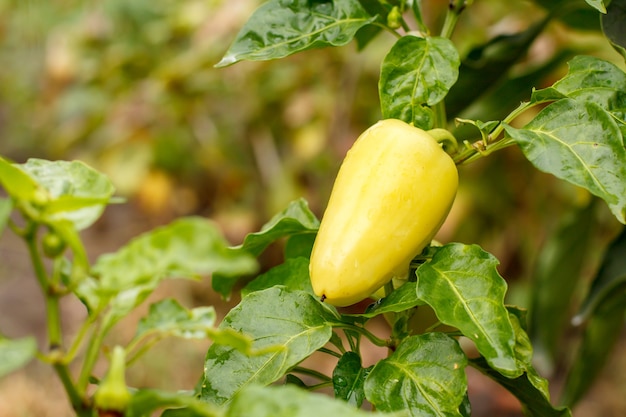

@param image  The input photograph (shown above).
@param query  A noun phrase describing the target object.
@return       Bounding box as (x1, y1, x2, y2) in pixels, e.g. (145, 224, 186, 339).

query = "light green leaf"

(0, 198, 12, 237)
(364, 333, 467, 416)
(77, 217, 257, 318)
(20, 159, 116, 230)
(0, 156, 40, 202)
(201, 287, 336, 405)
(415, 243, 520, 377)
(226, 384, 386, 417)
(127, 389, 220, 417)
(379, 35, 459, 129)
(241, 257, 312, 297)
(505, 99, 626, 224)
(216, 0, 375, 67)
(136, 299, 216, 340)
(0, 336, 37, 378)
(584, 0, 606, 13)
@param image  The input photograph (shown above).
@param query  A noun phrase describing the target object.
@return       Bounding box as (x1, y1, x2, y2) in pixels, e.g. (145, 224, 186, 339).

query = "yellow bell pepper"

(309, 119, 458, 306)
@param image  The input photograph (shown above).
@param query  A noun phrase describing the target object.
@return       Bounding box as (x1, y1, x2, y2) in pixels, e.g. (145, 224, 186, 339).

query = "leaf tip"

(215, 54, 238, 68)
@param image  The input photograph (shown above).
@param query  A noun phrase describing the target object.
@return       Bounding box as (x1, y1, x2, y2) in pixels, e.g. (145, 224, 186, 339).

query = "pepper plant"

(1, 0, 626, 416)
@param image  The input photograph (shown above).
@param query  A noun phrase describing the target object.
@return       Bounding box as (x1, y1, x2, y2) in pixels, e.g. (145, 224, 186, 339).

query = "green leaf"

(241, 257, 313, 297)
(127, 389, 220, 417)
(20, 159, 116, 230)
(201, 287, 336, 405)
(0, 198, 12, 237)
(469, 357, 572, 417)
(379, 35, 459, 129)
(226, 384, 383, 417)
(136, 299, 216, 340)
(560, 286, 626, 407)
(505, 99, 626, 224)
(333, 351, 370, 407)
(415, 243, 520, 377)
(0, 336, 37, 378)
(359, 282, 422, 318)
(77, 217, 257, 318)
(284, 233, 316, 259)
(215, 0, 376, 67)
(528, 203, 595, 368)
(602, 0, 626, 59)
(364, 333, 467, 416)
(212, 198, 318, 297)
(0, 156, 40, 202)
(585, 0, 606, 13)
(575, 226, 626, 322)
(445, 16, 550, 118)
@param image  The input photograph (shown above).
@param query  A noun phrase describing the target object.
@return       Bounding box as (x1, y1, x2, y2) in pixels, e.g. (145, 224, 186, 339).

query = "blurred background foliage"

(1, 0, 626, 415)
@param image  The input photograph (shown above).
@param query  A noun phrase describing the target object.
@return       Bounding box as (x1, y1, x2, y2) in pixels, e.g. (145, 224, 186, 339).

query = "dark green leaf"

(575, 225, 626, 321)
(469, 357, 572, 417)
(445, 16, 550, 118)
(602, 0, 626, 59)
(505, 99, 626, 224)
(560, 287, 626, 407)
(364, 333, 467, 416)
(20, 159, 116, 230)
(415, 243, 520, 377)
(528, 203, 595, 368)
(226, 384, 383, 417)
(216, 0, 376, 67)
(201, 287, 336, 405)
(0, 336, 37, 378)
(136, 299, 216, 340)
(333, 351, 370, 407)
(213, 198, 319, 297)
(241, 257, 313, 297)
(360, 282, 422, 318)
(379, 35, 459, 129)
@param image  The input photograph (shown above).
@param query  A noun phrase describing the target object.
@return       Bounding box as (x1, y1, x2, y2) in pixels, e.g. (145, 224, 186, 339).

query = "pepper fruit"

(309, 119, 458, 306)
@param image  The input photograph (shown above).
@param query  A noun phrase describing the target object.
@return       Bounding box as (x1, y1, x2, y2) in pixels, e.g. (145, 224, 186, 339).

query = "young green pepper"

(309, 119, 458, 306)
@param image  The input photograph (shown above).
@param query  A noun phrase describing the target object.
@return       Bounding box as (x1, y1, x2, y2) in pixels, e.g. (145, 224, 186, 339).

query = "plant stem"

(54, 362, 89, 415)
(334, 324, 390, 348)
(318, 346, 343, 359)
(78, 320, 107, 393)
(440, 0, 467, 39)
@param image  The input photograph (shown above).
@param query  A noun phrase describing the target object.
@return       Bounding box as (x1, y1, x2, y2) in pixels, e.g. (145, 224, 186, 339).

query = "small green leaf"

(136, 299, 216, 340)
(333, 352, 370, 407)
(20, 159, 116, 230)
(213, 198, 318, 297)
(364, 333, 467, 416)
(201, 287, 336, 405)
(360, 282, 422, 318)
(415, 243, 520, 377)
(241, 257, 313, 297)
(0, 198, 12, 236)
(216, 0, 375, 67)
(226, 384, 380, 417)
(584, 0, 606, 13)
(505, 99, 626, 224)
(127, 389, 220, 417)
(379, 35, 459, 129)
(0, 336, 37, 378)
(284, 233, 316, 259)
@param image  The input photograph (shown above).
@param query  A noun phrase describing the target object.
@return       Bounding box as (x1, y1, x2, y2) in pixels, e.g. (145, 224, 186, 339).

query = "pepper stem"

(426, 128, 459, 155)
